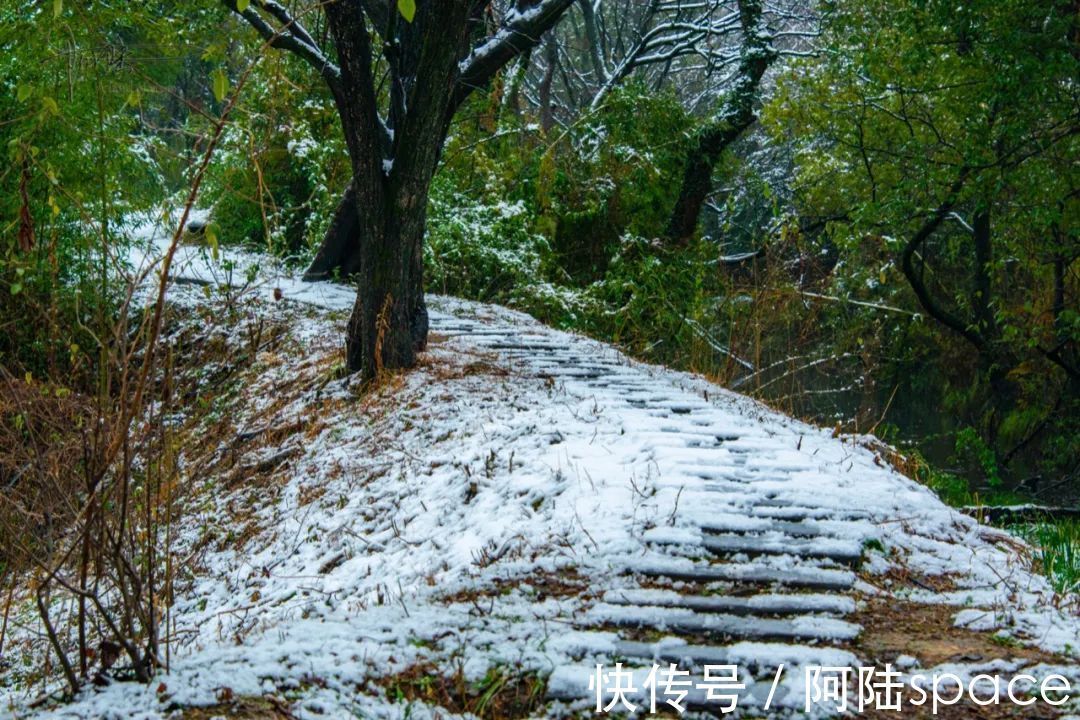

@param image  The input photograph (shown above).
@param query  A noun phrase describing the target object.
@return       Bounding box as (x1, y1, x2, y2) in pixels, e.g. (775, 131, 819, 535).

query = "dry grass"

(0, 371, 94, 572)
(852, 597, 1061, 668)
(437, 567, 589, 605)
(372, 661, 548, 720)
(851, 596, 1071, 719)
(179, 695, 296, 719)
(867, 563, 962, 594)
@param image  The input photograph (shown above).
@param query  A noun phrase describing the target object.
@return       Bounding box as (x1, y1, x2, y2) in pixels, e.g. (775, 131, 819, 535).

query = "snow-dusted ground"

(2, 222, 1078, 718)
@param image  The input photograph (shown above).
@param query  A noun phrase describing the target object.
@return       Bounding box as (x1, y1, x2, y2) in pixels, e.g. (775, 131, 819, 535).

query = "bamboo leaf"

(211, 68, 228, 103)
(205, 224, 220, 261)
(397, 0, 416, 23)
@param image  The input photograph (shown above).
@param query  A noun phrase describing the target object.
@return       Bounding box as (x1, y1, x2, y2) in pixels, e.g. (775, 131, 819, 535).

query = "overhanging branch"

(899, 170, 986, 350)
(221, 0, 342, 94)
(451, 0, 576, 115)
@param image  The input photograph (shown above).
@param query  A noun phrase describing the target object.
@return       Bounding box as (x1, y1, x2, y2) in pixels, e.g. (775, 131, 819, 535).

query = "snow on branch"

(221, 0, 341, 93)
(453, 0, 576, 111)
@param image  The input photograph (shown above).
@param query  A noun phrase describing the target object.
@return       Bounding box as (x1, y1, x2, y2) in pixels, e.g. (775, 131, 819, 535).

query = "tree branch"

(664, 0, 777, 243)
(450, 0, 576, 116)
(899, 170, 986, 350)
(221, 0, 341, 94)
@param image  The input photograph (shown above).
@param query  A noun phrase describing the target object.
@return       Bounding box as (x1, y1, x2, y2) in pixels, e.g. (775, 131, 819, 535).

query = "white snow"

(1, 222, 1077, 718)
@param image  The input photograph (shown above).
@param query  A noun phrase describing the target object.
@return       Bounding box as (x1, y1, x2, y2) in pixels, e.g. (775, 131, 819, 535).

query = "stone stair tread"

(584, 603, 861, 642)
(612, 639, 860, 672)
(695, 534, 863, 565)
(641, 526, 864, 561)
(696, 516, 875, 540)
(621, 557, 856, 591)
(602, 588, 855, 616)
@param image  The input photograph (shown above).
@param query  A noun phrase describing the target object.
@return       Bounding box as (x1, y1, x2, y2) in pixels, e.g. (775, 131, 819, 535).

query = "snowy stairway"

(602, 589, 856, 617)
(423, 309, 873, 713)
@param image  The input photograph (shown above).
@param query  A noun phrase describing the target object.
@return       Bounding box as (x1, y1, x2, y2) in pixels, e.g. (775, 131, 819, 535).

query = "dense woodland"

(0, 0, 1078, 705)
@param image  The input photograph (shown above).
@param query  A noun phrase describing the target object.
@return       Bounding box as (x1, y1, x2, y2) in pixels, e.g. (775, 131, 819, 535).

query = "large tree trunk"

(343, 176, 430, 376)
(326, 0, 471, 381)
(304, 179, 429, 362)
(538, 34, 558, 133)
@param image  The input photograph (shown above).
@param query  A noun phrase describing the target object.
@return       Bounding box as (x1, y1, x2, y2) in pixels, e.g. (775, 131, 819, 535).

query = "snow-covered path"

(6, 234, 1077, 718)
(422, 298, 1079, 715)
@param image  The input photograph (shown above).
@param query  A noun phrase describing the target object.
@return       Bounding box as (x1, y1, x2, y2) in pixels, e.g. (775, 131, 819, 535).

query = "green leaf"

(126, 89, 141, 107)
(40, 96, 59, 116)
(205, 224, 220, 261)
(10, 283, 22, 296)
(202, 42, 226, 62)
(211, 68, 228, 103)
(53, 0, 62, 18)
(16, 84, 31, 102)
(236, 0, 249, 11)
(397, 0, 416, 23)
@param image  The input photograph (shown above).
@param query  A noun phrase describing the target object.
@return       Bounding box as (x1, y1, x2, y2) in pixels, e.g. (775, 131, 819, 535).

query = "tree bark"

(899, 171, 985, 351)
(972, 208, 995, 339)
(18, 158, 34, 253)
(538, 35, 559, 133)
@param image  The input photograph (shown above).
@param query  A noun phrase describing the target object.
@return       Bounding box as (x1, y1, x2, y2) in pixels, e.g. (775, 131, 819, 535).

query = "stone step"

(697, 517, 873, 541)
(612, 639, 858, 673)
(750, 505, 872, 522)
(684, 471, 784, 486)
(642, 530, 862, 565)
(536, 370, 609, 380)
(480, 341, 567, 351)
(683, 437, 734, 448)
(680, 474, 754, 488)
(602, 589, 855, 617)
(437, 329, 507, 336)
(622, 558, 856, 591)
(684, 463, 814, 481)
(656, 425, 744, 438)
(584, 603, 861, 642)
(690, 534, 864, 566)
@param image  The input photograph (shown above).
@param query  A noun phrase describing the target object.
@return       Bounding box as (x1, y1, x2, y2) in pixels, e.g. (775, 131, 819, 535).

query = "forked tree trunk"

(226, 0, 576, 380)
(325, 0, 475, 381)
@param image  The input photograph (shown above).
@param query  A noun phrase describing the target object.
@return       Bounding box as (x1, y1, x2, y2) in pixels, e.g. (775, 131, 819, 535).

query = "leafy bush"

(201, 54, 349, 262)
(426, 180, 583, 325)
(0, 9, 170, 385)
(578, 235, 722, 370)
